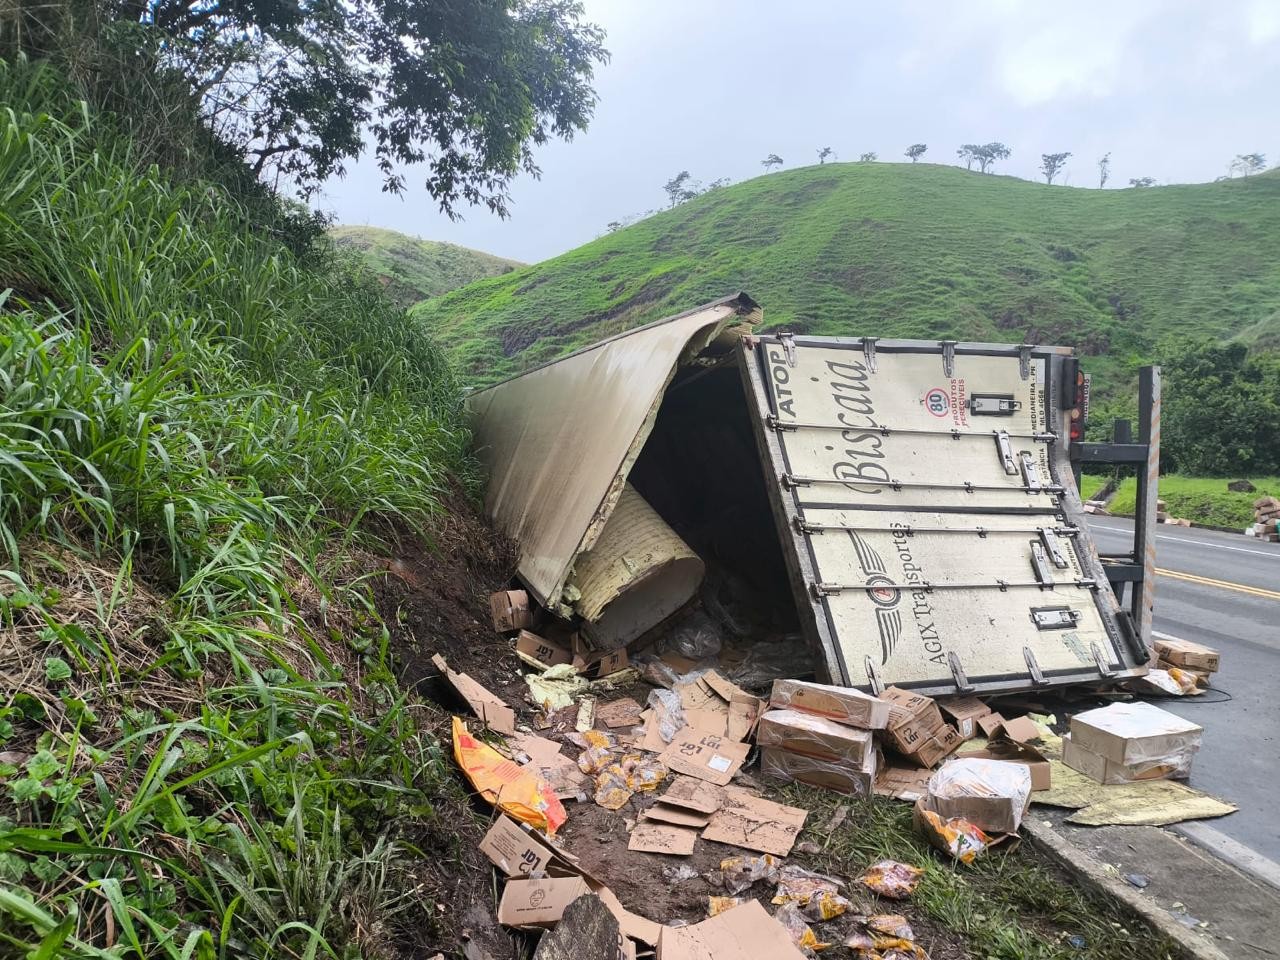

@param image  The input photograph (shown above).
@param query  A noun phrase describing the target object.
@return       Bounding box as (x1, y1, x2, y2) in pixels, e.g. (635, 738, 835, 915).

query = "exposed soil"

(366, 492, 973, 959)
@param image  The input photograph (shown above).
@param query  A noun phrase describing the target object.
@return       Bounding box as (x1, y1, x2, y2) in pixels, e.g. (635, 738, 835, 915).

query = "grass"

(1106, 475, 1279, 528)
(0, 56, 475, 958)
(329, 225, 522, 308)
(780, 784, 1181, 960)
(412, 162, 1280, 403)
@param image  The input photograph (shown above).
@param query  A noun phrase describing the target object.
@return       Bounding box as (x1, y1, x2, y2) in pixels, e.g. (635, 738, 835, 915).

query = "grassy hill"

(413, 162, 1280, 394)
(330, 224, 521, 307)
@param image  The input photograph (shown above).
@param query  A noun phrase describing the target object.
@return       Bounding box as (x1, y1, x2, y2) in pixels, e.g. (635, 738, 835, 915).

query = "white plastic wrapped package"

(926, 757, 1032, 834)
(1068, 701, 1202, 765)
(1062, 733, 1197, 784)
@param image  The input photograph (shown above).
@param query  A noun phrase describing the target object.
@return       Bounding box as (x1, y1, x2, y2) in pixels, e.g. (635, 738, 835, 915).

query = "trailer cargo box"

(468, 294, 1151, 696)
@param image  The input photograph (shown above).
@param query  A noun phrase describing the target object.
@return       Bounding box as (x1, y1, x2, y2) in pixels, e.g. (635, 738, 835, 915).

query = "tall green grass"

(0, 56, 469, 958)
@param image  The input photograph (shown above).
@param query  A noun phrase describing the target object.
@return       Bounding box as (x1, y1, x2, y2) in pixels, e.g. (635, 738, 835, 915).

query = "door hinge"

(1038, 528, 1070, 568)
(995, 431, 1017, 475)
(1023, 646, 1046, 684)
(947, 651, 974, 692)
(862, 336, 878, 373)
(1019, 344, 1034, 380)
(778, 332, 797, 367)
(1020, 451, 1042, 491)
(1030, 541, 1055, 587)
(941, 340, 957, 377)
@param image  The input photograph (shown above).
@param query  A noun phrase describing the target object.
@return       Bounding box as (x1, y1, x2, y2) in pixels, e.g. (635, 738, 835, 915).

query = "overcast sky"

(319, 0, 1280, 264)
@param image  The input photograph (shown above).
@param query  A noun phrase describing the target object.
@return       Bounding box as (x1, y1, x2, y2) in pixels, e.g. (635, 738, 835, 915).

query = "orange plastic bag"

(452, 716, 567, 835)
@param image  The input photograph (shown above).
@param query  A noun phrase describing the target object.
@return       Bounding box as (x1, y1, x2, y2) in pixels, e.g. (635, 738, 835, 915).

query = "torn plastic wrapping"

(1135, 667, 1201, 696)
(665, 610, 724, 660)
(706, 895, 748, 917)
(451, 717, 567, 835)
(568, 729, 618, 774)
(772, 865, 851, 922)
(1061, 733, 1198, 783)
(855, 860, 924, 900)
(723, 636, 814, 691)
(712, 853, 782, 895)
(646, 688, 687, 743)
(928, 758, 1033, 832)
(773, 902, 830, 955)
(526, 663, 590, 710)
(915, 806, 997, 864)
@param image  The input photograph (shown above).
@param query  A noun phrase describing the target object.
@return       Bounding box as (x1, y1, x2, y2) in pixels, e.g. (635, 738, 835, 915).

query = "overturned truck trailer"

(468, 293, 1154, 696)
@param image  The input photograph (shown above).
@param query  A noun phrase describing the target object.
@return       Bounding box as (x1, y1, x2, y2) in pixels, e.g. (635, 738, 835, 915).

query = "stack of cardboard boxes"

(1063, 701, 1203, 784)
(1153, 636, 1220, 688)
(878, 687, 964, 767)
(756, 680, 891, 795)
(1251, 496, 1280, 542)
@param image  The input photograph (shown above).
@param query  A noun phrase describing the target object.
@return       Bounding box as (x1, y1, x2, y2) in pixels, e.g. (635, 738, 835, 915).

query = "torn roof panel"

(467, 293, 761, 611)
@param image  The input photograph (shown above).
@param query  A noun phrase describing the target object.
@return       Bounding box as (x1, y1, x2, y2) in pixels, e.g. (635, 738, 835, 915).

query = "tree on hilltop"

(1129, 177, 1156, 188)
(957, 143, 1009, 173)
(817, 147, 836, 164)
(859, 152, 877, 162)
(1098, 152, 1111, 188)
(761, 154, 784, 171)
(1231, 153, 1267, 177)
(905, 143, 927, 162)
(1040, 152, 1071, 185)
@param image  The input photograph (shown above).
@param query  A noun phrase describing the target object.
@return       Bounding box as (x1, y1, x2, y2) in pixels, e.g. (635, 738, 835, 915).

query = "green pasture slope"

(414, 162, 1280, 397)
(330, 225, 521, 307)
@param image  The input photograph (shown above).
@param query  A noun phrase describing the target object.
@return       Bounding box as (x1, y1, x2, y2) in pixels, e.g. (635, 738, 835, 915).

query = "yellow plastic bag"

(916, 808, 993, 864)
(855, 860, 924, 900)
(452, 717, 567, 835)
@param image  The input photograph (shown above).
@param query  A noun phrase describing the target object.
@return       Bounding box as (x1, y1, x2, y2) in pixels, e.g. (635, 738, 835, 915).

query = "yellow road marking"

(1156, 567, 1280, 601)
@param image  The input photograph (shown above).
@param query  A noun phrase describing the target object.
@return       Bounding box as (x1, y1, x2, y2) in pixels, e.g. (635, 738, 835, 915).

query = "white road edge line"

(1088, 523, 1280, 559)
(1172, 822, 1280, 893)
(1146, 630, 1280, 892)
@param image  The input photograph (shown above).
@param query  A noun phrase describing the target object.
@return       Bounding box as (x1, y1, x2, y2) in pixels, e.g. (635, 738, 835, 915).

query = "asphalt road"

(1085, 516, 1280, 863)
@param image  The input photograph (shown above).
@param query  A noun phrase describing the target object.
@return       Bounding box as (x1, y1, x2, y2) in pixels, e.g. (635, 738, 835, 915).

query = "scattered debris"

(597, 697, 645, 728)
(702, 788, 808, 856)
(659, 775, 726, 815)
(433, 654, 516, 734)
(773, 901, 830, 954)
(713, 854, 783, 895)
(707, 896, 749, 917)
(656, 898, 808, 960)
(855, 860, 924, 900)
(1250, 496, 1280, 541)
(490, 589, 533, 633)
(914, 804, 1003, 863)
(628, 821, 699, 856)
(453, 717, 566, 833)
(516, 629, 574, 669)
(1124, 872, 1151, 889)
(772, 865, 851, 921)
(657, 728, 750, 785)
(526, 663, 592, 711)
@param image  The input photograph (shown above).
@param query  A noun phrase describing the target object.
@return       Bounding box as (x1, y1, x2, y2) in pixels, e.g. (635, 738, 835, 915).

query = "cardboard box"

(514, 630, 572, 667)
(761, 745, 878, 797)
(1062, 733, 1194, 784)
(656, 899, 807, 960)
(770, 679, 891, 730)
(976, 712, 1007, 739)
(939, 697, 994, 739)
(873, 762, 933, 802)
(879, 687, 946, 754)
(756, 709, 874, 764)
(480, 815, 580, 878)
(657, 728, 750, 785)
(1069, 702, 1202, 765)
(490, 589, 532, 632)
(911, 723, 963, 768)
(993, 715, 1041, 744)
(924, 757, 1032, 834)
(958, 738, 1051, 791)
(498, 876, 590, 928)
(1153, 637, 1220, 673)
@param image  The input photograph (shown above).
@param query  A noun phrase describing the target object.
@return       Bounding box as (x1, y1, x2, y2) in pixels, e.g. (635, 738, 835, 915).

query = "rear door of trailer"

(740, 336, 1147, 696)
